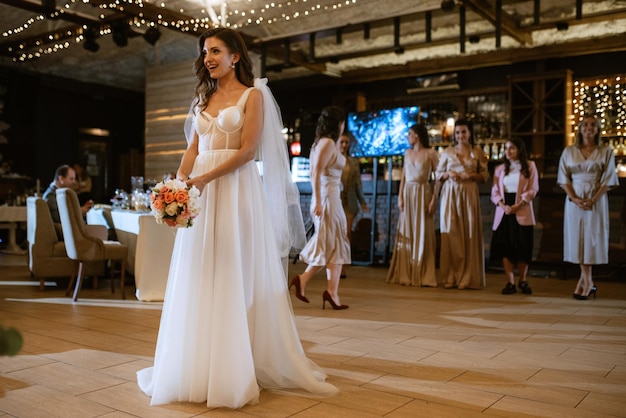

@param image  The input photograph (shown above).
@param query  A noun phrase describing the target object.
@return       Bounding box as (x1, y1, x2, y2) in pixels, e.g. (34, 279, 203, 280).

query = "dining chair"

(56, 188, 129, 301)
(26, 197, 106, 291)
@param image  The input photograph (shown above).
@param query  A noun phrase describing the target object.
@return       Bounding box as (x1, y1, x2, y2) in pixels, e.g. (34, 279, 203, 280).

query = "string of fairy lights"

(2, 0, 359, 62)
(573, 76, 625, 143)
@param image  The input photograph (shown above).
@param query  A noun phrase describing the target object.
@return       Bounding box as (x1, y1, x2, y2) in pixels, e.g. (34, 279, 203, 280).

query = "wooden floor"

(1, 252, 625, 417)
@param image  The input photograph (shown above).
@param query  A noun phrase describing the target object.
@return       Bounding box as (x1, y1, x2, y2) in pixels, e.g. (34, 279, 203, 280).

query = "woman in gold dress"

(435, 119, 489, 289)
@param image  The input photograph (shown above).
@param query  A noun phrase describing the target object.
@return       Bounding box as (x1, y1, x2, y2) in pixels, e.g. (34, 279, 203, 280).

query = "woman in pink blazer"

(490, 137, 539, 295)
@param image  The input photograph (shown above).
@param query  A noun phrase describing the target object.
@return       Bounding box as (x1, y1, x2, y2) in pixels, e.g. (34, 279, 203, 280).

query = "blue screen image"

(347, 106, 420, 157)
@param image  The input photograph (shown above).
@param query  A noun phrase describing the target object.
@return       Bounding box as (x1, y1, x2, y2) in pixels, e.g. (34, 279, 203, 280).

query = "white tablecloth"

(0, 205, 27, 254)
(88, 208, 176, 301)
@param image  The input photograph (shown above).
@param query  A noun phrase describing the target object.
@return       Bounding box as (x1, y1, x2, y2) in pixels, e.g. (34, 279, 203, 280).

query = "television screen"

(347, 106, 421, 157)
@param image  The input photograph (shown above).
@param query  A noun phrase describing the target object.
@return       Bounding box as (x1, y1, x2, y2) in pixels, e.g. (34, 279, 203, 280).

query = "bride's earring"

(231, 62, 236, 69)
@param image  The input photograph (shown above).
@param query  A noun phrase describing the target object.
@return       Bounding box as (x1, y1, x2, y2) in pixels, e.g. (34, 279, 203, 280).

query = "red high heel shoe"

(322, 290, 349, 310)
(290, 275, 309, 303)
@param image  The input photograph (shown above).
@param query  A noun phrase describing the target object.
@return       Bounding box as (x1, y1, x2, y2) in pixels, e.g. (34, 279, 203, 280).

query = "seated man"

(43, 164, 94, 237)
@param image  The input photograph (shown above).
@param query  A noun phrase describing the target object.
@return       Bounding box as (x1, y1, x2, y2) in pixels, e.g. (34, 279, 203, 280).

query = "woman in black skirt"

(490, 137, 539, 295)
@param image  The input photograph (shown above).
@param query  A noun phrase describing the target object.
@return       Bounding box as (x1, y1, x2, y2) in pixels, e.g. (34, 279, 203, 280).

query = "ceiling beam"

(265, 8, 626, 68)
(463, 0, 533, 45)
(337, 33, 626, 84)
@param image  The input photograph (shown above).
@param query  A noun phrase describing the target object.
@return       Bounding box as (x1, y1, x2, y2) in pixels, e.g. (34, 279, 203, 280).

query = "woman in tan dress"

(557, 113, 618, 300)
(436, 119, 489, 289)
(291, 106, 351, 310)
(387, 123, 439, 287)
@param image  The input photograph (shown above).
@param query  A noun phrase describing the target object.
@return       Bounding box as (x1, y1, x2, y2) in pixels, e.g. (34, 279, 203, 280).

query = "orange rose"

(152, 198, 164, 210)
(163, 191, 175, 204)
(175, 189, 188, 204)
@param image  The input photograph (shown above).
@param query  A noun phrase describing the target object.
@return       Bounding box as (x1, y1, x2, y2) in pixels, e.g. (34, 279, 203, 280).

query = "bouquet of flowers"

(149, 179, 201, 228)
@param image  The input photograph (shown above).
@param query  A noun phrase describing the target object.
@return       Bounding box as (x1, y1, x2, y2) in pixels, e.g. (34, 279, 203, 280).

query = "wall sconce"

(289, 141, 302, 156)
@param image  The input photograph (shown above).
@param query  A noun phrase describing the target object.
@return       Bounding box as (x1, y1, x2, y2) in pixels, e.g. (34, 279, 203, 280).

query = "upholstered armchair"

(56, 188, 129, 301)
(26, 197, 105, 291)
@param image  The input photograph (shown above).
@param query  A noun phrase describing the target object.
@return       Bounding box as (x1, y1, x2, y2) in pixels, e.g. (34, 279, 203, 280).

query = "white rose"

(188, 186, 200, 199)
(165, 202, 179, 216)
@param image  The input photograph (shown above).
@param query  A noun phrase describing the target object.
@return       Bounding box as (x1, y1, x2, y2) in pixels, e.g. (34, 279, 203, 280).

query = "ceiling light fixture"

(441, 0, 455, 12)
(83, 27, 99, 53)
(111, 20, 130, 48)
(41, 0, 56, 14)
(143, 27, 161, 46)
(556, 21, 569, 31)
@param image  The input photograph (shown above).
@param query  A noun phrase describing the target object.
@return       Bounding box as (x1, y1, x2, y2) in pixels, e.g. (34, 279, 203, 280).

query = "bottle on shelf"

(616, 138, 625, 157)
(491, 142, 499, 160)
(483, 142, 491, 159)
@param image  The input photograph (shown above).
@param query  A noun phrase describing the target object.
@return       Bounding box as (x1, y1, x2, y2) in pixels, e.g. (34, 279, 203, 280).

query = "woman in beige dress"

(291, 106, 351, 310)
(557, 113, 618, 300)
(436, 119, 489, 289)
(387, 123, 439, 287)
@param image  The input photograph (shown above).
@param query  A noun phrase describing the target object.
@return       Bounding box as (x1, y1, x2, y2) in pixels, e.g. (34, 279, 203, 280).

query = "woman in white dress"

(436, 119, 489, 290)
(557, 113, 618, 300)
(387, 123, 439, 287)
(137, 28, 337, 409)
(291, 106, 351, 310)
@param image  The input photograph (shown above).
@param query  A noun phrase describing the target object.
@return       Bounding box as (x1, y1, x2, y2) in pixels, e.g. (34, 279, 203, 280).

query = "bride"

(137, 28, 338, 409)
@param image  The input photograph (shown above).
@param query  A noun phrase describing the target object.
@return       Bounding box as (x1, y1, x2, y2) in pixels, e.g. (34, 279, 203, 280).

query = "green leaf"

(0, 325, 23, 356)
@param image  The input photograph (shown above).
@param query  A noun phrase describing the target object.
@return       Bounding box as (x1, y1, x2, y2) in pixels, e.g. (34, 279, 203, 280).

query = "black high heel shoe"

(574, 286, 597, 300)
(322, 290, 349, 310)
(290, 275, 309, 303)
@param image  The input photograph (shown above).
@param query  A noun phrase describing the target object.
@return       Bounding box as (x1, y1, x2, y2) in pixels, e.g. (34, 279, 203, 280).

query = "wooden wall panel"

(145, 61, 195, 183)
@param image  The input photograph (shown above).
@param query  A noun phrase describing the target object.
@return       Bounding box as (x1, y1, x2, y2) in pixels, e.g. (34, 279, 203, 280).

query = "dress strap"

(237, 87, 255, 108)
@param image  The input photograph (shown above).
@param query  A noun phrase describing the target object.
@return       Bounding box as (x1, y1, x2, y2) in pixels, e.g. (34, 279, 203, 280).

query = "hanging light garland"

(225, 0, 359, 28)
(2, 15, 48, 38)
(573, 76, 625, 138)
(3, 0, 360, 62)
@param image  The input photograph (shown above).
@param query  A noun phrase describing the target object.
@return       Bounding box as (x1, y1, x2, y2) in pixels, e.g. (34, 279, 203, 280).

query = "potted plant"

(0, 324, 22, 356)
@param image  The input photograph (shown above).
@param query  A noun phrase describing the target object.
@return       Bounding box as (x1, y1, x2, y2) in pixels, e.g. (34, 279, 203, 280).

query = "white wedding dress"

(137, 80, 337, 408)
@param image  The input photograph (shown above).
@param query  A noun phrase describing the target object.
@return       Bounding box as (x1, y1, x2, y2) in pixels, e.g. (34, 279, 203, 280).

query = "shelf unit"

(509, 70, 573, 177)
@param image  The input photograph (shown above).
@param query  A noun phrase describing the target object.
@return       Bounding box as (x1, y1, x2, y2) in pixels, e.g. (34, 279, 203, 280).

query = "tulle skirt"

(137, 150, 337, 408)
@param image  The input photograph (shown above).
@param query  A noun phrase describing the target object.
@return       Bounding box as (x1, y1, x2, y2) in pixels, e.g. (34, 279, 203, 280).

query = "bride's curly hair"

(312, 106, 346, 149)
(192, 28, 255, 112)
